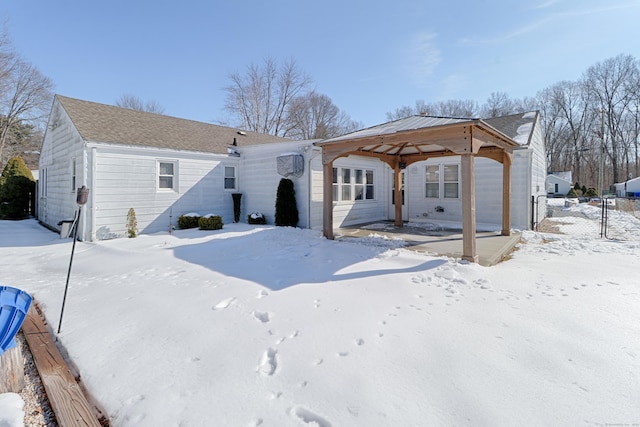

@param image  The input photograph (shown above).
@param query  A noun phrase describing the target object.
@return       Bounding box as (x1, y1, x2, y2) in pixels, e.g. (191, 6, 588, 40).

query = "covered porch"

(314, 116, 519, 264)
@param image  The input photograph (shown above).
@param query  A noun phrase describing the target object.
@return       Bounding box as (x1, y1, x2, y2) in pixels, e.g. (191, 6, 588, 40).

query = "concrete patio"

(337, 221, 522, 267)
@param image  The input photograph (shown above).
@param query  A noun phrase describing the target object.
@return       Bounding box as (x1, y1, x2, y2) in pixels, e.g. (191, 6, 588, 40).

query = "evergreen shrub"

(198, 215, 223, 230)
(274, 178, 298, 227)
(0, 156, 35, 219)
(178, 213, 200, 229)
(126, 208, 138, 238)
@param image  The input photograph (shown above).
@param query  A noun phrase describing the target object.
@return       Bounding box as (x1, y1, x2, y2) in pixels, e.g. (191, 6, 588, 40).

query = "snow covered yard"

(0, 216, 639, 427)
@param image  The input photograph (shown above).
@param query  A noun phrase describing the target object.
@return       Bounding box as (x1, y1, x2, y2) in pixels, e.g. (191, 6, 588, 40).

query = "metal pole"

(58, 206, 81, 334)
(598, 109, 605, 197)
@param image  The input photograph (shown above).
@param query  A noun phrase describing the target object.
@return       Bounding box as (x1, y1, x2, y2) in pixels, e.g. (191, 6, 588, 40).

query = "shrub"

(198, 214, 223, 230)
(0, 156, 36, 219)
(274, 178, 299, 227)
(585, 187, 598, 197)
(126, 208, 138, 238)
(566, 188, 579, 198)
(248, 212, 266, 225)
(178, 213, 200, 229)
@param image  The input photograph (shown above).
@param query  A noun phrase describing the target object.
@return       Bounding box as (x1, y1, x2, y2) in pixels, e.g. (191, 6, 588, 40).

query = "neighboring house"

(614, 176, 640, 197)
(39, 95, 547, 241)
(546, 172, 573, 197)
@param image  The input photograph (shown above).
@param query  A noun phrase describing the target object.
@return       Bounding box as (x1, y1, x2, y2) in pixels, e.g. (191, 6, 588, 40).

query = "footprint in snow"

(212, 297, 236, 310)
(257, 348, 278, 376)
(289, 406, 332, 427)
(252, 311, 271, 323)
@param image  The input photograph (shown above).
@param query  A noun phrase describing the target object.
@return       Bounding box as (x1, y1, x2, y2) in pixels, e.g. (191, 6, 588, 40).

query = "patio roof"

(316, 116, 518, 166)
(313, 115, 520, 264)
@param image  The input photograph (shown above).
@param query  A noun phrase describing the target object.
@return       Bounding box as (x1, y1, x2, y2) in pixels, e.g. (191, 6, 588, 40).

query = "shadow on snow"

(171, 226, 446, 291)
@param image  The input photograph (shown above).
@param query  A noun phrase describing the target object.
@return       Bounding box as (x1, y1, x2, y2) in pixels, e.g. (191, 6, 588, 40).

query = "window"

(332, 167, 375, 202)
(341, 168, 351, 200)
(332, 168, 339, 202)
(443, 164, 459, 198)
(158, 161, 176, 190)
(71, 158, 77, 191)
(425, 165, 439, 198)
(224, 166, 237, 190)
(40, 168, 47, 198)
(425, 164, 459, 199)
(365, 170, 374, 199)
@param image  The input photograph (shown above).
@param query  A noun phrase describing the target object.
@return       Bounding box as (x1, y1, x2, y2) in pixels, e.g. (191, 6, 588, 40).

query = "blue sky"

(2, 0, 639, 128)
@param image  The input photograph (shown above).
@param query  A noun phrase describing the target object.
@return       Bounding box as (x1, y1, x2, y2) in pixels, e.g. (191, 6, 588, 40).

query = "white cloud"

(460, 2, 638, 45)
(404, 32, 441, 87)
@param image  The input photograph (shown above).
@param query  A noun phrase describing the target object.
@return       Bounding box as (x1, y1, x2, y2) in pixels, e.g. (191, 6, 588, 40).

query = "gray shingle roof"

(56, 95, 290, 154)
(483, 111, 539, 146)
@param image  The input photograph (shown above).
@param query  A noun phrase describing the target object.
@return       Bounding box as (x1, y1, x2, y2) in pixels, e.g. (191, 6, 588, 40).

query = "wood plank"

(22, 305, 103, 427)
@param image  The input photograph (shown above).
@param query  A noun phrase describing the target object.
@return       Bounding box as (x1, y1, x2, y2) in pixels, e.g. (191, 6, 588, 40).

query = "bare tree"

(116, 94, 165, 114)
(386, 99, 478, 121)
(224, 57, 312, 137)
(0, 48, 54, 166)
(479, 92, 518, 118)
(286, 91, 362, 140)
(583, 54, 640, 185)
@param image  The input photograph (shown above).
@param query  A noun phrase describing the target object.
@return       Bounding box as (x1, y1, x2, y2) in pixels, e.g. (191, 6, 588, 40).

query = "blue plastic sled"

(0, 286, 33, 357)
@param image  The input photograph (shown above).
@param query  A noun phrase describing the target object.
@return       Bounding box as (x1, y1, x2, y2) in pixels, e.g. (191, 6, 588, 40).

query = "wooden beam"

(461, 153, 478, 263)
(502, 151, 513, 236)
(322, 160, 334, 240)
(394, 163, 403, 227)
(22, 305, 103, 427)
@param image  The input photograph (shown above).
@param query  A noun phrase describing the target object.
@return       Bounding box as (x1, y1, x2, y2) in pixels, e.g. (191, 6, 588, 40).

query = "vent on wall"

(277, 153, 304, 178)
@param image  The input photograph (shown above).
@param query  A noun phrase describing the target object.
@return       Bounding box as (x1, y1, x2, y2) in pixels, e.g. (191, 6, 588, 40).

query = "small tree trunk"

(0, 345, 25, 393)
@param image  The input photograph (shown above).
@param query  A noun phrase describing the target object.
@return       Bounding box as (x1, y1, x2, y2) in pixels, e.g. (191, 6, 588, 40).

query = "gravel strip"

(16, 332, 59, 427)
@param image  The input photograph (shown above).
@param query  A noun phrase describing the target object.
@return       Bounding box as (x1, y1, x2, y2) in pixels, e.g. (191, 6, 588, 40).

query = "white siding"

(330, 156, 388, 228)
(38, 100, 89, 236)
(240, 140, 312, 228)
(91, 146, 237, 239)
(528, 116, 548, 227)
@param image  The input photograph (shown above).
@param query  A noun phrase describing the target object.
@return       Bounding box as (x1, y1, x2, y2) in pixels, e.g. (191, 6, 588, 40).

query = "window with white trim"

(425, 165, 439, 198)
(425, 164, 459, 199)
(443, 164, 459, 198)
(332, 167, 375, 201)
(224, 166, 237, 190)
(158, 161, 176, 190)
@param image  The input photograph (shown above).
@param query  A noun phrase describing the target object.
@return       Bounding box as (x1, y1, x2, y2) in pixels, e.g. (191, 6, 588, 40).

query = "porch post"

(394, 163, 403, 227)
(502, 151, 512, 236)
(323, 160, 334, 239)
(461, 153, 478, 263)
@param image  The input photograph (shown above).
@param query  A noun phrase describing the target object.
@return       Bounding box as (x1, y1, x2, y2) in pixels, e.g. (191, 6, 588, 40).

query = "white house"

(546, 172, 573, 197)
(39, 95, 547, 242)
(38, 95, 288, 241)
(614, 176, 640, 197)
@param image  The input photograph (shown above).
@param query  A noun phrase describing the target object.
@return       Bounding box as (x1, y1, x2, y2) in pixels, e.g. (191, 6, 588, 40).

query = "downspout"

(306, 145, 320, 230)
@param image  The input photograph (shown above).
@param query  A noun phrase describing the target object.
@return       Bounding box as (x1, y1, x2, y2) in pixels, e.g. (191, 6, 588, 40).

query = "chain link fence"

(536, 198, 640, 241)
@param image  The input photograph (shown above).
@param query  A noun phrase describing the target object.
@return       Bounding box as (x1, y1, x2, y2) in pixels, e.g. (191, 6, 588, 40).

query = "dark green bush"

(0, 156, 36, 219)
(585, 187, 598, 197)
(567, 188, 579, 198)
(198, 215, 223, 230)
(178, 214, 200, 229)
(248, 212, 266, 225)
(274, 178, 298, 227)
